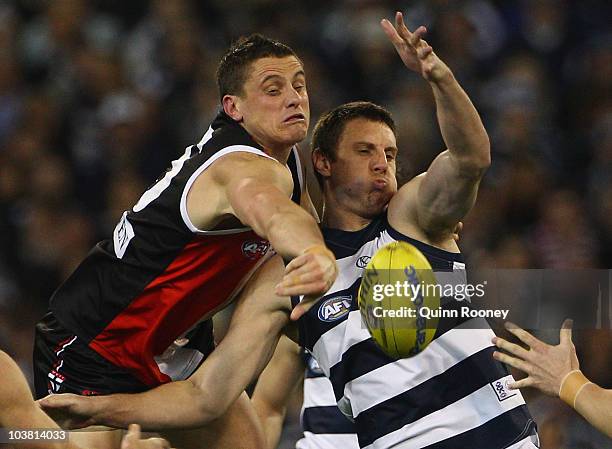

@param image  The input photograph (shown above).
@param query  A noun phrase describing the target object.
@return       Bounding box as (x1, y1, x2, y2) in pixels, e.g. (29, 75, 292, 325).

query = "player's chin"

(370, 190, 393, 208)
(364, 194, 391, 217)
(280, 127, 308, 145)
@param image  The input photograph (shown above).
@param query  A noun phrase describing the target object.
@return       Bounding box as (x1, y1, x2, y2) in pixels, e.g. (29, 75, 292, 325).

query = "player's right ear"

(222, 95, 243, 122)
(312, 148, 332, 179)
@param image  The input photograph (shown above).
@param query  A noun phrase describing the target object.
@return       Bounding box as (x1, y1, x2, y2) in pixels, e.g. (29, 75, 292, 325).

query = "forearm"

(89, 313, 287, 430)
(251, 336, 303, 449)
(265, 206, 325, 259)
(572, 380, 612, 438)
(430, 72, 490, 172)
(252, 401, 286, 449)
(88, 380, 210, 430)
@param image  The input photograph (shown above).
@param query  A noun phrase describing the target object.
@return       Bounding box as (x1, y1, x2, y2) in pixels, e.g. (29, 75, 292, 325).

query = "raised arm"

(383, 12, 490, 237)
(41, 256, 293, 430)
(252, 335, 304, 449)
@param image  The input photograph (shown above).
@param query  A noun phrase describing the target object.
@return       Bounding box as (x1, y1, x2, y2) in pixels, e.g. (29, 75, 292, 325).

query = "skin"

(186, 55, 333, 305)
(40, 12, 489, 443)
(493, 320, 612, 438)
(0, 351, 172, 449)
(39, 54, 334, 449)
(314, 118, 399, 230)
(224, 56, 309, 155)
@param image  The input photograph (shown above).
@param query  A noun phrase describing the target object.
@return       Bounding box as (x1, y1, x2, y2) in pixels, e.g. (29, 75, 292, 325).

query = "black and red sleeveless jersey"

(50, 111, 304, 386)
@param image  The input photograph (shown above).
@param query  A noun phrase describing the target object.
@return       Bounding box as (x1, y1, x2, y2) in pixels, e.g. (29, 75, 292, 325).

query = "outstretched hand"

(381, 12, 451, 83)
(492, 319, 579, 396)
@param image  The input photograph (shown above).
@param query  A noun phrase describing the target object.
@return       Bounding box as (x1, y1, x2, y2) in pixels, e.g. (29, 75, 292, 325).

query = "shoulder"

(210, 151, 291, 184)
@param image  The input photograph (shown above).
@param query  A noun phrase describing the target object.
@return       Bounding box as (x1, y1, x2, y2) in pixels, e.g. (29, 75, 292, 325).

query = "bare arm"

(383, 13, 490, 236)
(493, 320, 612, 438)
(218, 154, 322, 259)
(252, 335, 304, 449)
(0, 352, 77, 449)
(218, 153, 336, 317)
(41, 256, 292, 430)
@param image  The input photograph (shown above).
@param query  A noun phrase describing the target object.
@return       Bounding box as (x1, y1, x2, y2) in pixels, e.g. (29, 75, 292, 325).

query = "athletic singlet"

(50, 111, 304, 386)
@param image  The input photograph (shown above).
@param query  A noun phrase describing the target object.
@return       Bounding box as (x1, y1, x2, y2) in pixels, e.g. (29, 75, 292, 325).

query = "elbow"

(458, 141, 491, 178)
(476, 133, 491, 169)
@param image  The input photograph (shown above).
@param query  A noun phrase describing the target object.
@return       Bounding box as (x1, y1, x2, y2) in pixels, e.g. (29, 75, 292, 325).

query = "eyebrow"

(354, 142, 398, 152)
(260, 70, 306, 86)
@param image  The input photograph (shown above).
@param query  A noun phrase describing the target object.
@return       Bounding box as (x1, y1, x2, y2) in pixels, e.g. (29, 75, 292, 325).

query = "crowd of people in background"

(0, 0, 610, 447)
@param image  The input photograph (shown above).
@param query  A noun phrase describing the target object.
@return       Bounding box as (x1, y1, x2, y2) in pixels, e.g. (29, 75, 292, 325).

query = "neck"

(263, 145, 293, 163)
(321, 192, 373, 231)
(239, 123, 293, 163)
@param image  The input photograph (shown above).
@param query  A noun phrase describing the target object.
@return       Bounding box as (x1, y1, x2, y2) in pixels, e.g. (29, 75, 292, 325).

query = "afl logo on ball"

(356, 255, 371, 268)
(318, 296, 352, 322)
(242, 241, 270, 259)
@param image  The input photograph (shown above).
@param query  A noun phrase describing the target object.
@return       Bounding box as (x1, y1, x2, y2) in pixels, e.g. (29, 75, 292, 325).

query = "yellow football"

(358, 241, 440, 358)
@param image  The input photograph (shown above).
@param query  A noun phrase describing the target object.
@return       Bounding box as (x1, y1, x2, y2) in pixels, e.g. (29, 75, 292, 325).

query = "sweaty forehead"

(247, 56, 305, 84)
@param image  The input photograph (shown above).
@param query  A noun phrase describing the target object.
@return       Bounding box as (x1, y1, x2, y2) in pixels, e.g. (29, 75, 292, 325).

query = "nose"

(285, 85, 303, 108)
(372, 149, 389, 174)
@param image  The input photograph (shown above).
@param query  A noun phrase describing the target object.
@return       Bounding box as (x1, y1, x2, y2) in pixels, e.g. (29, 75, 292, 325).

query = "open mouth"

(284, 113, 305, 123)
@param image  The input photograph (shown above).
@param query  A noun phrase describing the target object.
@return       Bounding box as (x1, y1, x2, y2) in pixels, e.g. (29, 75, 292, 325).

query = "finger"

(560, 318, 573, 345)
(504, 321, 542, 350)
(290, 298, 320, 321)
(121, 424, 141, 449)
(395, 12, 413, 43)
(492, 350, 531, 374)
(146, 438, 171, 449)
(509, 377, 533, 390)
(278, 269, 326, 290)
(417, 45, 433, 59)
(276, 280, 328, 297)
(38, 394, 70, 408)
(492, 336, 531, 360)
(410, 26, 428, 47)
(290, 296, 318, 320)
(284, 253, 309, 274)
(381, 19, 404, 46)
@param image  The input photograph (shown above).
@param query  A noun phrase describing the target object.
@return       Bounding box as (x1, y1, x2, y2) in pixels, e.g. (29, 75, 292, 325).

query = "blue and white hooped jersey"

(295, 214, 539, 449)
(296, 354, 359, 449)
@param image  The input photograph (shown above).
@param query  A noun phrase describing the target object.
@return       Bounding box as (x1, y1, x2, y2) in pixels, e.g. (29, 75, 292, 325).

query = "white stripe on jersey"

(196, 126, 214, 150)
(303, 377, 342, 408)
(296, 432, 359, 449)
(347, 319, 494, 417)
(312, 311, 370, 378)
(361, 380, 526, 449)
(506, 435, 540, 449)
(180, 145, 275, 234)
(133, 145, 193, 213)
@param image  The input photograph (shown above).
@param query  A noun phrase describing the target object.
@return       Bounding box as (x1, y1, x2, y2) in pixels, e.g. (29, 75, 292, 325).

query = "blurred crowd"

(0, 0, 610, 447)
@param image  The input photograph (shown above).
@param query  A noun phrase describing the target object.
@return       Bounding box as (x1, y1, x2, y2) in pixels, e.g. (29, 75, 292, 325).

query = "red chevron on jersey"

(90, 231, 269, 386)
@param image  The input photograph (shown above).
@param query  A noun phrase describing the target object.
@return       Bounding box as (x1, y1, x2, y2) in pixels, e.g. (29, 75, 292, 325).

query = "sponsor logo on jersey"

(318, 296, 352, 322)
(490, 375, 518, 402)
(242, 241, 270, 259)
(356, 255, 371, 268)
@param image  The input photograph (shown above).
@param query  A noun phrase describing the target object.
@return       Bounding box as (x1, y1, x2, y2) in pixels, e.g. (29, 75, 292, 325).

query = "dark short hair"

(311, 101, 397, 186)
(216, 34, 300, 102)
